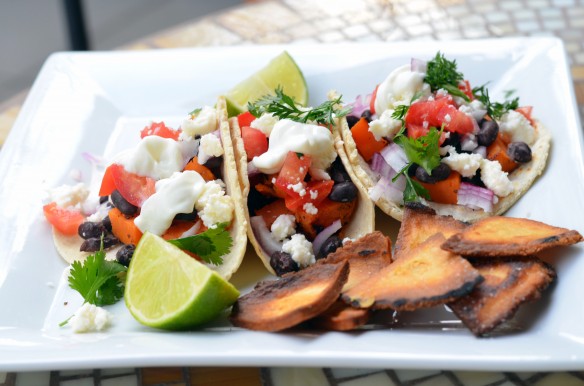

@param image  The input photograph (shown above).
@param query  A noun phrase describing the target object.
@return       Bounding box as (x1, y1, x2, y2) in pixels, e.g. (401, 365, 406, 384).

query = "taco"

(228, 88, 375, 276)
(338, 52, 551, 223)
(44, 97, 247, 280)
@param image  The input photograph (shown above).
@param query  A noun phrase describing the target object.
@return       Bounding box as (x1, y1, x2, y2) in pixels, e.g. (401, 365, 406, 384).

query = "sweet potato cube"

(449, 256, 556, 336)
(342, 234, 482, 311)
(230, 261, 349, 331)
(441, 216, 583, 257)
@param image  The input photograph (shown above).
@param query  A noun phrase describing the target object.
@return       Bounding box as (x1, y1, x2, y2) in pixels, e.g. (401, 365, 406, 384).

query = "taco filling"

(231, 88, 374, 276)
(342, 52, 550, 221)
(43, 98, 247, 279)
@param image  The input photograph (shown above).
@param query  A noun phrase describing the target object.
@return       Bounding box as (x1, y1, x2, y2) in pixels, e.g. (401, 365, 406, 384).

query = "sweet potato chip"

(310, 300, 370, 331)
(342, 234, 482, 311)
(394, 202, 467, 260)
(449, 256, 556, 336)
(441, 216, 583, 257)
(322, 231, 392, 292)
(230, 261, 349, 331)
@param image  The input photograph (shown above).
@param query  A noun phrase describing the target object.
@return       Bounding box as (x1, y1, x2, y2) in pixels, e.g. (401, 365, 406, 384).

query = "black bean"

(461, 170, 485, 188)
(346, 115, 359, 129)
(477, 120, 499, 147)
(317, 235, 342, 260)
(116, 244, 136, 267)
(111, 190, 138, 216)
(174, 209, 198, 221)
(408, 163, 419, 177)
(249, 188, 275, 216)
(361, 109, 373, 122)
(203, 156, 223, 178)
(78, 221, 105, 239)
(329, 181, 358, 202)
(80, 235, 119, 252)
(415, 163, 451, 183)
(270, 251, 299, 276)
(99, 196, 109, 204)
(507, 142, 532, 163)
(442, 132, 460, 149)
(101, 215, 112, 232)
(330, 157, 350, 183)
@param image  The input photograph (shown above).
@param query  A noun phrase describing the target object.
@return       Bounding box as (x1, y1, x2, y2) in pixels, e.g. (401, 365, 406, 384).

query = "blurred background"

(0, 0, 242, 102)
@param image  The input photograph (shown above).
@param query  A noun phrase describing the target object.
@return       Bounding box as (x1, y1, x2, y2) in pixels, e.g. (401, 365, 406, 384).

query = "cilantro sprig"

(168, 222, 232, 266)
(425, 52, 469, 101)
(248, 86, 351, 125)
(68, 242, 127, 307)
(472, 85, 519, 119)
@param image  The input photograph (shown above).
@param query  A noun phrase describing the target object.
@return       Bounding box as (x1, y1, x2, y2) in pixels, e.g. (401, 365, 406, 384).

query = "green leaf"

(168, 222, 233, 266)
(189, 107, 202, 116)
(403, 174, 430, 202)
(425, 52, 464, 94)
(394, 127, 442, 175)
(472, 85, 520, 119)
(68, 245, 127, 307)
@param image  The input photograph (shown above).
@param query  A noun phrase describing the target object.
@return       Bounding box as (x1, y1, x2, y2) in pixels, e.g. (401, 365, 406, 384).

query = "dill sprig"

(472, 85, 519, 120)
(425, 52, 469, 101)
(248, 86, 351, 125)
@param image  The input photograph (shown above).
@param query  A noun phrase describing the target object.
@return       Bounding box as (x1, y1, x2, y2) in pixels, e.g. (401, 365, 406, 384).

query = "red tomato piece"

(274, 152, 312, 196)
(140, 121, 180, 140)
(237, 111, 256, 128)
(458, 80, 474, 100)
(369, 85, 379, 115)
(406, 98, 474, 135)
(516, 106, 535, 126)
(285, 180, 334, 212)
(255, 199, 292, 228)
(241, 126, 269, 161)
(43, 202, 85, 236)
(110, 164, 156, 207)
(99, 164, 117, 197)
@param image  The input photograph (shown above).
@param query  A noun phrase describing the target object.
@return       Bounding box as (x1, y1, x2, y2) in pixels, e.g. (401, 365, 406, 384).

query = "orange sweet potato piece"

(108, 208, 142, 245)
(487, 133, 517, 173)
(184, 156, 215, 181)
(417, 171, 461, 205)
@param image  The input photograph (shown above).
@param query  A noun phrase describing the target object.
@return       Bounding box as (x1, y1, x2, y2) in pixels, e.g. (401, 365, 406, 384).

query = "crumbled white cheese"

(459, 99, 485, 115)
(368, 109, 402, 141)
(69, 303, 112, 333)
(480, 159, 513, 197)
(47, 183, 89, 209)
(282, 234, 315, 268)
(442, 149, 483, 178)
(195, 180, 224, 211)
(181, 106, 217, 138)
(199, 193, 234, 229)
(498, 110, 535, 146)
(199, 133, 224, 158)
(287, 182, 306, 197)
(250, 113, 278, 136)
(271, 214, 296, 241)
(303, 202, 318, 215)
(309, 190, 319, 200)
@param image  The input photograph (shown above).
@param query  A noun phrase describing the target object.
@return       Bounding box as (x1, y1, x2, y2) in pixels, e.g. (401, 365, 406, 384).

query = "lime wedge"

(225, 51, 308, 116)
(124, 232, 239, 330)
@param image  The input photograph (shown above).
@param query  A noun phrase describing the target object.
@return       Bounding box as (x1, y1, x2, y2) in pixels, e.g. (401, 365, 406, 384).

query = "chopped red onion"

(312, 219, 342, 255)
(370, 152, 394, 180)
(179, 138, 199, 166)
(347, 93, 372, 117)
(460, 133, 478, 152)
(369, 176, 404, 204)
(250, 216, 282, 256)
(380, 143, 408, 172)
(472, 146, 487, 158)
(457, 182, 494, 212)
(411, 58, 428, 73)
(247, 160, 260, 177)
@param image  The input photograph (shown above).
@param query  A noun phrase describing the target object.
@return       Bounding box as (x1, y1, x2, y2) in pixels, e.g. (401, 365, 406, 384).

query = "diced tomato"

(274, 152, 312, 196)
(406, 98, 474, 135)
(140, 121, 180, 140)
(516, 106, 535, 126)
(99, 164, 117, 197)
(43, 202, 85, 236)
(241, 126, 268, 161)
(458, 80, 473, 101)
(350, 117, 387, 162)
(255, 199, 292, 228)
(109, 164, 156, 207)
(284, 180, 334, 212)
(237, 111, 256, 128)
(369, 85, 379, 115)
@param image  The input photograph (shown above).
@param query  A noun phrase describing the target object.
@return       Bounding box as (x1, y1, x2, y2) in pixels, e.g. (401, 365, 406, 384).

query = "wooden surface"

(2, 0, 584, 385)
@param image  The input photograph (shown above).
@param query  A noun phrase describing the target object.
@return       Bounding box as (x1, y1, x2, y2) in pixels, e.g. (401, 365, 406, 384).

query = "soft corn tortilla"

(338, 116, 551, 223)
(229, 114, 375, 275)
(52, 96, 248, 280)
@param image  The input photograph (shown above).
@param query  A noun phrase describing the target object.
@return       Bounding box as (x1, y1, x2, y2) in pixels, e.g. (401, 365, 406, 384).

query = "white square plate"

(1, 38, 583, 372)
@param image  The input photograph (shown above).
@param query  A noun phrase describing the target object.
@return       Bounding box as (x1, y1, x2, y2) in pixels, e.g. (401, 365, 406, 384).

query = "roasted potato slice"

(322, 231, 392, 292)
(394, 202, 467, 260)
(442, 216, 583, 257)
(342, 234, 482, 311)
(449, 256, 556, 336)
(230, 261, 349, 331)
(310, 300, 370, 331)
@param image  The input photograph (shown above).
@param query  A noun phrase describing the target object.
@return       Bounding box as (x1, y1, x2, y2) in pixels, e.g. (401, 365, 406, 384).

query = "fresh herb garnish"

(472, 85, 519, 119)
(168, 222, 233, 266)
(425, 52, 469, 101)
(188, 107, 202, 116)
(248, 86, 351, 125)
(68, 240, 127, 307)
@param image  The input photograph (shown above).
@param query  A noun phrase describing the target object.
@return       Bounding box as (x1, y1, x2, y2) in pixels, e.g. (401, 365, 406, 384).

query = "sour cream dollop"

(252, 119, 336, 174)
(374, 64, 430, 114)
(120, 136, 183, 180)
